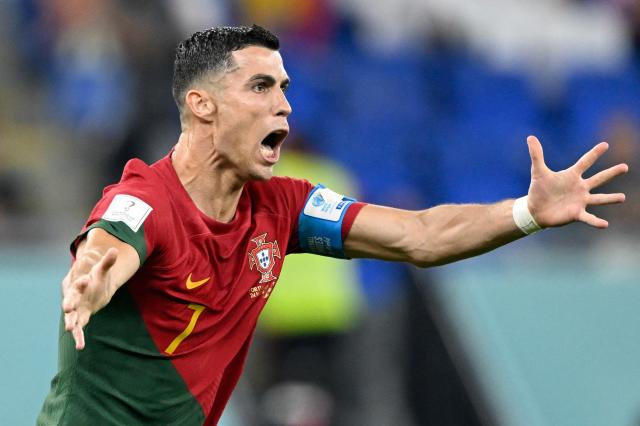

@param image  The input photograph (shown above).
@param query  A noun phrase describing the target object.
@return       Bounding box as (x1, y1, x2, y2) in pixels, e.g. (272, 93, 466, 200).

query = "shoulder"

(261, 175, 313, 191)
(93, 158, 173, 226)
(248, 176, 314, 199)
(102, 159, 165, 203)
(119, 158, 160, 188)
(246, 176, 314, 215)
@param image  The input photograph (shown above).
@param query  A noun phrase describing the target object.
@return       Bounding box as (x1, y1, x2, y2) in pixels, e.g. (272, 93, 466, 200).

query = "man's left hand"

(526, 135, 628, 229)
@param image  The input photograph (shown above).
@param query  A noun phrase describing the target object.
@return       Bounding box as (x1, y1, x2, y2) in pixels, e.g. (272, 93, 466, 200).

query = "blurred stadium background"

(1, 0, 640, 425)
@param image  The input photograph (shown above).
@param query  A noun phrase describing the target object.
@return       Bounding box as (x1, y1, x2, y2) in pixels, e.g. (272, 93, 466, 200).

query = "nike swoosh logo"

(186, 273, 211, 290)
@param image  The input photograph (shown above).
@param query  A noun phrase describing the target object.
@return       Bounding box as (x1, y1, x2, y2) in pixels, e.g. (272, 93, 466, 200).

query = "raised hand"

(62, 247, 119, 350)
(526, 135, 628, 229)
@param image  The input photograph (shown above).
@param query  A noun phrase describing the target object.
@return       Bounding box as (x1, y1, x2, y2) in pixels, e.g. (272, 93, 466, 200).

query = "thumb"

(527, 135, 547, 174)
(95, 247, 119, 277)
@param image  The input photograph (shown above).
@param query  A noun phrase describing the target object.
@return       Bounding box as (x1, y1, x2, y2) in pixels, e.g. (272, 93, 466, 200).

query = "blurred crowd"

(1, 0, 638, 425)
(0, 0, 638, 243)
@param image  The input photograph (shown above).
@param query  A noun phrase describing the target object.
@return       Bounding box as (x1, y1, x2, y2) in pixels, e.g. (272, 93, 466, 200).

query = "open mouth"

(259, 129, 288, 164)
(260, 129, 288, 150)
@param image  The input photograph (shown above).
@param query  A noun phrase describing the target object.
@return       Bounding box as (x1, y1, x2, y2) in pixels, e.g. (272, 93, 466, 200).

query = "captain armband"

(297, 184, 356, 258)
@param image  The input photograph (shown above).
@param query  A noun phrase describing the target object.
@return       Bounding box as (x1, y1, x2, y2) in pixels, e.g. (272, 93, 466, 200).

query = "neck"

(171, 130, 245, 223)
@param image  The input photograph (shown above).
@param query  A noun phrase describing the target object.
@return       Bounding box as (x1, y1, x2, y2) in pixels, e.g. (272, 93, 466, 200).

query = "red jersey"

(38, 153, 364, 425)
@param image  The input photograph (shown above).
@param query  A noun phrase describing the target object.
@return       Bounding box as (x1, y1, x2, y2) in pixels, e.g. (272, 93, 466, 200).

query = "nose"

(275, 90, 292, 118)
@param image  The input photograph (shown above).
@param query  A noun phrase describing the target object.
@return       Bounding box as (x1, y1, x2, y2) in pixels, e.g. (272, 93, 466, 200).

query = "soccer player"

(37, 25, 628, 425)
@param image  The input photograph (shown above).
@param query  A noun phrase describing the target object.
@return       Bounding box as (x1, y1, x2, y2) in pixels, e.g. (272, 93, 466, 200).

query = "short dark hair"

(171, 24, 280, 111)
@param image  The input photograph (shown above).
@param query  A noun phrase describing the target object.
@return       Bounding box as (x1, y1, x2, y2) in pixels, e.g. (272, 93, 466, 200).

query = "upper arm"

(343, 204, 422, 263)
(76, 227, 141, 290)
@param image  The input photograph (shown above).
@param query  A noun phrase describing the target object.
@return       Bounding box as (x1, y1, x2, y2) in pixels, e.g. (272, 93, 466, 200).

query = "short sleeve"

(70, 169, 165, 264)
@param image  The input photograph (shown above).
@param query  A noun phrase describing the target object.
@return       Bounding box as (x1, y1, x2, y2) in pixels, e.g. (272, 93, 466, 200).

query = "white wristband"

(512, 196, 542, 235)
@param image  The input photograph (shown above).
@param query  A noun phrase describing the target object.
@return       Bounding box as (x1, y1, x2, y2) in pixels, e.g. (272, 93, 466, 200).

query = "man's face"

(211, 46, 291, 181)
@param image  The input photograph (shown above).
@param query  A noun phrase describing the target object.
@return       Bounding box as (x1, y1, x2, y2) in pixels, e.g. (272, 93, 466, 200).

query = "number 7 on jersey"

(165, 304, 205, 355)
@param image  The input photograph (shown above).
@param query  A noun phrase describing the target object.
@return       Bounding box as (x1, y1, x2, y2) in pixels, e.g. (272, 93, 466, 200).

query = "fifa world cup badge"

(248, 233, 281, 283)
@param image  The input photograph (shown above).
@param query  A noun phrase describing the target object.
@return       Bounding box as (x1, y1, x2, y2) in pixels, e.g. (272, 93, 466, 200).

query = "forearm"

(63, 228, 139, 349)
(344, 200, 527, 267)
(408, 200, 525, 266)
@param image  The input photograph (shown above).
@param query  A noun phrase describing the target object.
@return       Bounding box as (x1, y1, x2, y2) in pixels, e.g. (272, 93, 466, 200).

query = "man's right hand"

(61, 228, 141, 350)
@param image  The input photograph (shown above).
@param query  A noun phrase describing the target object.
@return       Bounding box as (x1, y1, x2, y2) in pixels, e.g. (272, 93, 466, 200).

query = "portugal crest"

(248, 233, 281, 283)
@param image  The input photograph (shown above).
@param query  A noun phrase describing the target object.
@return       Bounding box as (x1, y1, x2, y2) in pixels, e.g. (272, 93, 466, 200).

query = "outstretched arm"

(344, 136, 628, 267)
(62, 227, 140, 349)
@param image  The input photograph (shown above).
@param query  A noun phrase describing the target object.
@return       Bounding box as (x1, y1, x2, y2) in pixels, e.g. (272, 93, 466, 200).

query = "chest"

(142, 212, 292, 309)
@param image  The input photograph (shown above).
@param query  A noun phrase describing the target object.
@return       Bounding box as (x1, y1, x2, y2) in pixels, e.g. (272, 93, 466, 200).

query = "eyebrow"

(249, 74, 290, 87)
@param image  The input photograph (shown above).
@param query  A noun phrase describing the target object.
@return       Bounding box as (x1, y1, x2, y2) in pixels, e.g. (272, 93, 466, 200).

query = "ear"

(184, 89, 216, 122)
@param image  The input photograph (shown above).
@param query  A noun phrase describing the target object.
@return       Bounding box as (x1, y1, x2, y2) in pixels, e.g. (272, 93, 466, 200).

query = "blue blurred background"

(1, 0, 639, 425)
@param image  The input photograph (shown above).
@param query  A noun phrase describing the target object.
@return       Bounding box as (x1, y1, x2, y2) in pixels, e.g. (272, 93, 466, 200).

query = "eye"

(253, 82, 267, 93)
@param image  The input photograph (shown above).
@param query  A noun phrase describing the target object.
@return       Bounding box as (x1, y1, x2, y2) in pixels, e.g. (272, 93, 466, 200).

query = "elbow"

(405, 246, 439, 269)
(409, 250, 454, 268)
(404, 226, 456, 268)
(406, 240, 462, 268)
(403, 208, 462, 268)
(401, 212, 439, 268)
(408, 255, 441, 269)
(411, 259, 432, 269)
